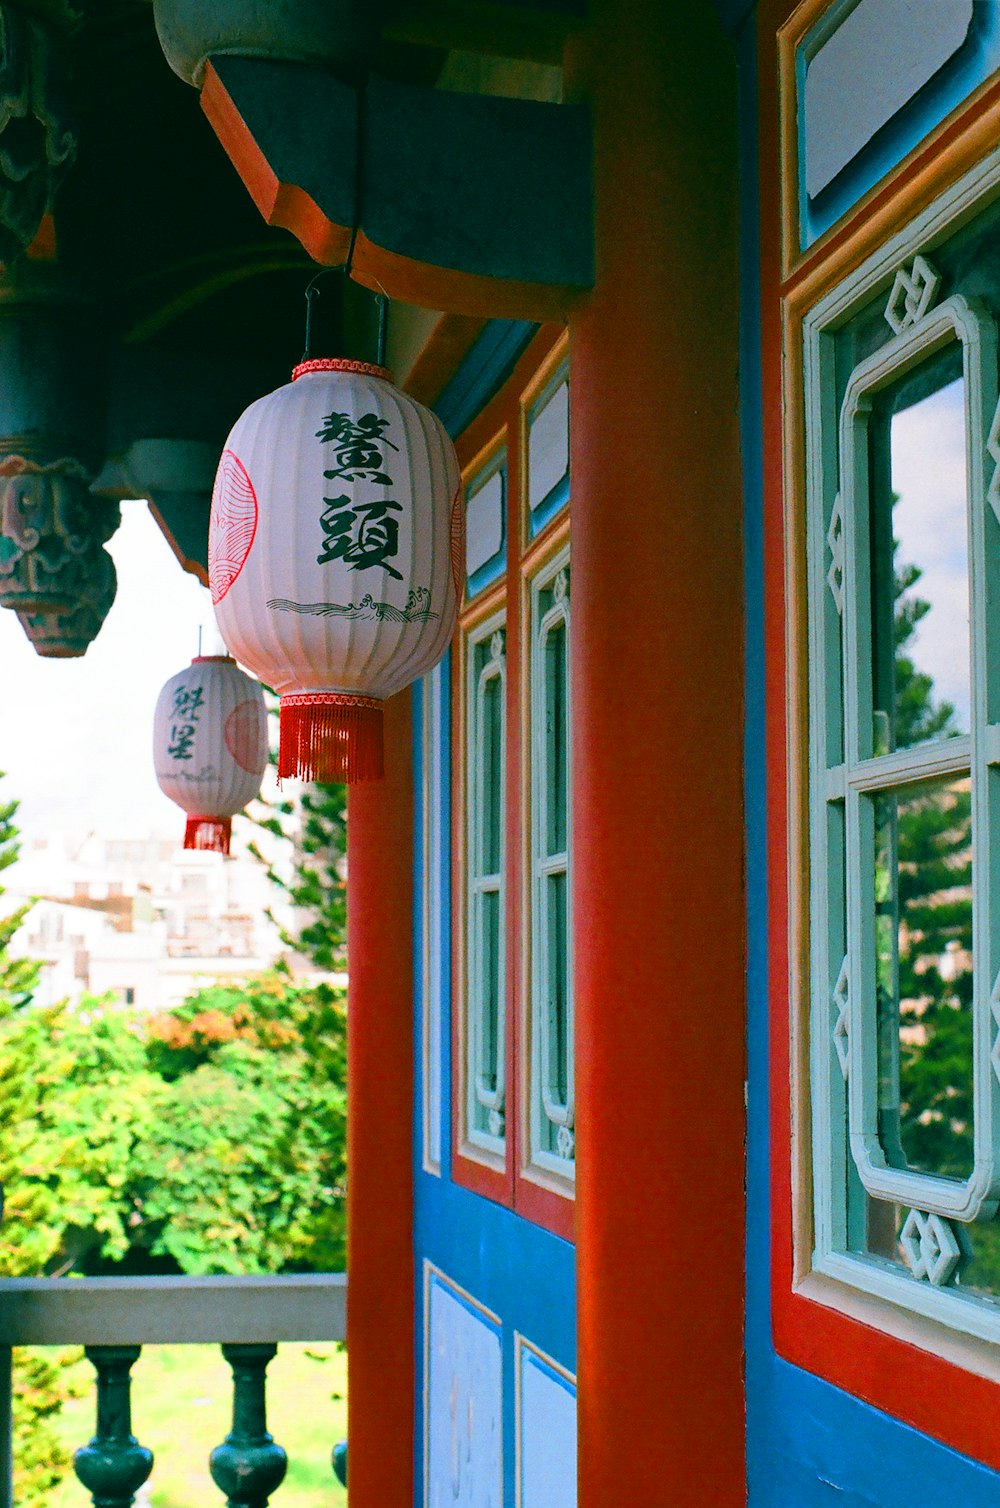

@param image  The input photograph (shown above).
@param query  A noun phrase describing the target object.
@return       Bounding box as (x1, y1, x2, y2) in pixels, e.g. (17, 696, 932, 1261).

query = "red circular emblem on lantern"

(209, 450, 258, 606)
(449, 485, 464, 596)
(224, 698, 268, 774)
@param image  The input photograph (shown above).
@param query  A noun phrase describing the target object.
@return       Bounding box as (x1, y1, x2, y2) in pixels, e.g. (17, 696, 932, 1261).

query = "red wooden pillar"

(566, 2, 746, 1503)
(345, 689, 414, 1507)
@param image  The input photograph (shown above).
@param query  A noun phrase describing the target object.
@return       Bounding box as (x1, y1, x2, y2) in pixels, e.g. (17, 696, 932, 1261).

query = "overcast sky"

(0, 503, 222, 842)
(891, 376, 971, 733)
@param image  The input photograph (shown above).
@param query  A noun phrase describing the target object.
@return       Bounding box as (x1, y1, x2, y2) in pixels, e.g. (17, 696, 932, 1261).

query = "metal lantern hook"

(302, 266, 346, 363)
(301, 266, 389, 368)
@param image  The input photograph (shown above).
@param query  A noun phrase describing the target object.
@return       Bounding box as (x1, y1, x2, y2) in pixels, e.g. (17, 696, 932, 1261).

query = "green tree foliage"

(0, 776, 38, 1015)
(0, 1000, 161, 1277)
(0, 975, 346, 1281)
(0, 779, 83, 1507)
(135, 976, 347, 1274)
(248, 694, 348, 970)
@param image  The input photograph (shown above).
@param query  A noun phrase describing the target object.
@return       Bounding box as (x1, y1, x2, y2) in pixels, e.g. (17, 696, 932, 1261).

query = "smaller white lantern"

(153, 656, 268, 854)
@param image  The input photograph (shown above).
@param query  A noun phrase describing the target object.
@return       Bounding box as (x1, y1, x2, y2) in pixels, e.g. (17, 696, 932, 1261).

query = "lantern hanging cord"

(302, 80, 387, 365)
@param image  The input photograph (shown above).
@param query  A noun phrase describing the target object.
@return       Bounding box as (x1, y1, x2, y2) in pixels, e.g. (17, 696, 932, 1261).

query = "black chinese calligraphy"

(316, 410, 405, 578)
(316, 412, 399, 484)
(167, 682, 204, 760)
(318, 493, 404, 580)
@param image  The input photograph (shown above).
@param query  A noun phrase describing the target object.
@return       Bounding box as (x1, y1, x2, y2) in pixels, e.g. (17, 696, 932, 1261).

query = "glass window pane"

(872, 775, 973, 1182)
(546, 868, 569, 1110)
(545, 619, 568, 857)
(466, 467, 504, 579)
(528, 378, 569, 513)
(482, 671, 503, 875)
(870, 351, 969, 753)
(481, 886, 501, 1095)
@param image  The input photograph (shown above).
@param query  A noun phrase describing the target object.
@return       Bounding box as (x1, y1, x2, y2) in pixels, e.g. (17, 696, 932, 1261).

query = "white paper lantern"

(208, 357, 462, 783)
(153, 655, 268, 853)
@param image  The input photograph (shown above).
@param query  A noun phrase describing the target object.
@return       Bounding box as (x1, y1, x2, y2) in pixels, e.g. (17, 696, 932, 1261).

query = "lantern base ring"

(279, 691, 384, 784)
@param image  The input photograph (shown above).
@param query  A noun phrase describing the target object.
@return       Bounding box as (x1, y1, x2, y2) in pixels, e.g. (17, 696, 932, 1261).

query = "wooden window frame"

(764, 0, 1000, 1444)
(817, 292, 999, 1225)
(766, 14, 1000, 1435)
(451, 327, 575, 1238)
(464, 603, 509, 1162)
(521, 536, 574, 1195)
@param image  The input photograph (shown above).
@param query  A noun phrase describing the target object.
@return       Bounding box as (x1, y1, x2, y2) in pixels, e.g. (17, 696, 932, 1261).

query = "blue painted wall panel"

(738, 6, 1000, 1499)
(411, 350, 576, 1505)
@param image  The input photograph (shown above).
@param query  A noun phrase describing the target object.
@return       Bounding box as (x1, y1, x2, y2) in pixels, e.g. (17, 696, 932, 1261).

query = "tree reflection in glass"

(874, 776, 973, 1181)
(870, 360, 968, 755)
(868, 359, 974, 1185)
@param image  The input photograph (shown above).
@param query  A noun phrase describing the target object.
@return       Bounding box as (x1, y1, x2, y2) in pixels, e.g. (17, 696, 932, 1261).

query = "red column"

(566, 2, 746, 1502)
(345, 690, 414, 1507)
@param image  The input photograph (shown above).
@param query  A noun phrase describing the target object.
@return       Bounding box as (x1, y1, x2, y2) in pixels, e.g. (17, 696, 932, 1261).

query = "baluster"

(332, 1439, 347, 1487)
(210, 1343, 287, 1506)
(73, 1345, 153, 1508)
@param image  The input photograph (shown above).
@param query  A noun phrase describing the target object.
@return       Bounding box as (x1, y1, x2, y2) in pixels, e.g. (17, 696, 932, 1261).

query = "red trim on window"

(760, 0, 1000, 1466)
(449, 327, 576, 1240)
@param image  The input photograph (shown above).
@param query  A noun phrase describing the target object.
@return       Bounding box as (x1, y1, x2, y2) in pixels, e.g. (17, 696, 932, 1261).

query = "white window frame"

(527, 547, 574, 1179)
(803, 144, 1000, 1339)
(837, 294, 999, 1221)
(465, 609, 507, 1156)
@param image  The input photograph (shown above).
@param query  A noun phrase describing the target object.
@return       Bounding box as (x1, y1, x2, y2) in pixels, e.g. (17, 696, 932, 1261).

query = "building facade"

(10, 832, 291, 1010)
(6, 0, 1000, 1502)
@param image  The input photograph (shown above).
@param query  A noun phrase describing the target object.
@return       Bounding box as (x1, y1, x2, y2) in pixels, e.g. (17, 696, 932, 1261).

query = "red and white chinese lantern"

(153, 656, 268, 854)
(208, 357, 462, 783)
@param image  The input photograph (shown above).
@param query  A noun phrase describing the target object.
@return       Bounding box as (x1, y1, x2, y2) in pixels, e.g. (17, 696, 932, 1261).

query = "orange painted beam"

(566, 0, 746, 1502)
(200, 57, 592, 322)
(346, 690, 414, 1508)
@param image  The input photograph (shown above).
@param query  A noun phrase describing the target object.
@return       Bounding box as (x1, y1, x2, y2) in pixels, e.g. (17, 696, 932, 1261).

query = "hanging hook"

(376, 293, 388, 367)
(302, 266, 347, 362)
(301, 267, 389, 366)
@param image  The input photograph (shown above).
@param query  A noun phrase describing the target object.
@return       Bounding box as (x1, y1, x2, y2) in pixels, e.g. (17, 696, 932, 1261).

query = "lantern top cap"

(192, 655, 236, 665)
(291, 357, 394, 384)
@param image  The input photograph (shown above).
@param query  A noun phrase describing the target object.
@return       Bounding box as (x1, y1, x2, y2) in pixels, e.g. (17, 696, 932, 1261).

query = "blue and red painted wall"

(343, 2, 1000, 1504)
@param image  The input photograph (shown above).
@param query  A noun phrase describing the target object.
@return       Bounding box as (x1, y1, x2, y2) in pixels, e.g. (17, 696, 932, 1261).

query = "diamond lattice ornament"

(899, 1208, 962, 1287)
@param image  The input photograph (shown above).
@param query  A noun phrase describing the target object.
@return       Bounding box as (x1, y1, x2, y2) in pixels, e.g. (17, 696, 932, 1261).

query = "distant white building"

(7, 826, 308, 1011)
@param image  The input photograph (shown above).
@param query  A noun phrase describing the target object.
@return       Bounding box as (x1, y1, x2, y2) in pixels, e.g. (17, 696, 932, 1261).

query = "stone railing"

(0, 1273, 347, 1506)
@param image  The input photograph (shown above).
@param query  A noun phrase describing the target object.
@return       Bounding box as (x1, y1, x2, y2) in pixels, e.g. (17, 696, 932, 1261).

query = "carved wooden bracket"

(200, 55, 593, 321)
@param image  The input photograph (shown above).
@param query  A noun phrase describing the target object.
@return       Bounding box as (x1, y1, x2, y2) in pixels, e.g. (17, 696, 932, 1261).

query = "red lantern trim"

(183, 816, 232, 855)
(279, 691, 384, 784)
(291, 358, 393, 383)
(192, 655, 236, 664)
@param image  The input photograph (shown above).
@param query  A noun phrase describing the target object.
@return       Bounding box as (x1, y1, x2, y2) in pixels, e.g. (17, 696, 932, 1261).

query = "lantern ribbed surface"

(208, 359, 462, 783)
(153, 655, 268, 854)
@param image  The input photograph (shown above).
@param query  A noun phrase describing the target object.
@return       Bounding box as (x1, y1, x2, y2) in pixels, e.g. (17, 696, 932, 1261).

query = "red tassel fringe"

(184, 816, 232, 854)
(279, 693, 384, 783)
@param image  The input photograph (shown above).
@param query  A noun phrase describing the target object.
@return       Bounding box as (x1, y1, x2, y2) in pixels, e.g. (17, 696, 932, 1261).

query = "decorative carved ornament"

(16, 538, 115, 656)
(0, 4, 76, 265)
(0, 455, 118, 615)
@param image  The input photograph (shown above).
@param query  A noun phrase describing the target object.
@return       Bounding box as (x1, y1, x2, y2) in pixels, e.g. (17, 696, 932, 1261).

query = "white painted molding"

(0, 1273, 346, 1346)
